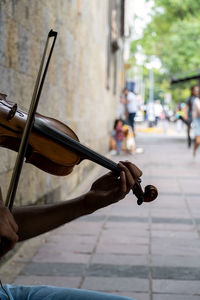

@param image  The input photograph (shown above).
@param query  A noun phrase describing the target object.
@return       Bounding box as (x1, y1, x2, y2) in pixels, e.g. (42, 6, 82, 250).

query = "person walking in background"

(123, 88, 138, 134)
(147, 101, 155, 128)
(154, 100, 163, 126)
(161, 105, 170, 133)
(192, 94, 200, 156)
(176, 104, 184, 133)
(184, 85, 199, 147)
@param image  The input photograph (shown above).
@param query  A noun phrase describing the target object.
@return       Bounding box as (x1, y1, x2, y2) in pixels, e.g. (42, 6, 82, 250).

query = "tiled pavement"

(4, 128, 200, 299)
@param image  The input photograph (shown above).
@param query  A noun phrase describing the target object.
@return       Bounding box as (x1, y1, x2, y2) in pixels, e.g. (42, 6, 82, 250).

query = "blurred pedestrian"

(147, 101, 155, 127)
(114, 119, 124, 155)
(183, 85, 199, 147)
(154, 100, 163, 126)
(176, 104, 184, 132)
(123, 88, 138, 134)
(192, 95, 200, 156)
(161, 105, 170, 133)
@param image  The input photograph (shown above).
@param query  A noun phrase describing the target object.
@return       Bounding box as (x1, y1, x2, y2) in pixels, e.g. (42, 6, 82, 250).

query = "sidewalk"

(2, 125, 200, 300)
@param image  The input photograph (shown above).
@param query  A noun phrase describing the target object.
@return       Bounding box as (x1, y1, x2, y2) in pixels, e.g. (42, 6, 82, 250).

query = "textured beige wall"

(0, 0, 123, 205)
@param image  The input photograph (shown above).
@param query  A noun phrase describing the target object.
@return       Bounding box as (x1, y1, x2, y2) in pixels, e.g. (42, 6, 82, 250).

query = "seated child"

(122, 124, 136, 154)
(115, 119, 124, 155)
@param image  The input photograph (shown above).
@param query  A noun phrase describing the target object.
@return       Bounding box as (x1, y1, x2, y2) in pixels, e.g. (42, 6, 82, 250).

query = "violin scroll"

(144, 185, 158, 203)
(132, 180, 158, 206)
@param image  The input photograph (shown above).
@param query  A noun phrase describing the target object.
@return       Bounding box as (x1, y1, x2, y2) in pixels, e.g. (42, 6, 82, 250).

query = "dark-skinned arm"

(1, 161, 142, 253)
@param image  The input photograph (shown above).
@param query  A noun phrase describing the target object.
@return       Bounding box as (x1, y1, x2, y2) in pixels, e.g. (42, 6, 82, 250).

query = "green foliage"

(130, 0, 200, 103)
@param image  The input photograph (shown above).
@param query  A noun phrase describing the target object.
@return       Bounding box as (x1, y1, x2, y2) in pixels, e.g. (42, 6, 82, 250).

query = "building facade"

(0, 0, 125, 205)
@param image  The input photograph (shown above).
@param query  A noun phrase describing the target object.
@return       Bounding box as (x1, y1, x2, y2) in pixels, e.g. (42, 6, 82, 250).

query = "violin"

(0, 94, 158, 206)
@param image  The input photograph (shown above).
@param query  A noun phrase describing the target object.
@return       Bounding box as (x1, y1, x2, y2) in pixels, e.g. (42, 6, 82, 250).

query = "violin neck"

(34, 119, 120, 175)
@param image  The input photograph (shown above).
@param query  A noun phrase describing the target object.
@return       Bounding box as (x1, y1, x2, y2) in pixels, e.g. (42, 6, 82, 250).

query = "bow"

(5, 30, 57, 211)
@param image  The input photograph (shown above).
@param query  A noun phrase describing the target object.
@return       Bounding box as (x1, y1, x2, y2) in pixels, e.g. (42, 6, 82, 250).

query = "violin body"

(0, 97, 81, 176)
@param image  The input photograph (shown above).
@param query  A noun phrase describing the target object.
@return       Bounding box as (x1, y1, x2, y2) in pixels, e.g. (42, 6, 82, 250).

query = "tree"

(130, 0, 200, 103)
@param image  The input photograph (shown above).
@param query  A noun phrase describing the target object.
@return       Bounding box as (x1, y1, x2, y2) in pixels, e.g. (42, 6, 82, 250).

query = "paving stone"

(91, 254, 148, 266)
(151, 255, 200, 268)
(40, 239, 94, 253)
(151, 223, 195, 232)
(187, 198, 200, 209)
(180, 179, 200, 194)
(152, 217, 192, 224)
(151, 237, 200, 248)
(153, 279, 200, 294)
(14, 275, 80, 288)
(47, 233, 97, 243)
(152, 266, 200, 280)
(82, 277, 149, 293)
(151, 230, 198, 239)
(101, 228, 149, 238)
(87, 264, 149, 278)
(151, 208, 189, 218)
(107, 216, 149, 223)
(111, 207, 149, 218)
(153, 294, 200, 300)
(116, 292, 149, 300)
(55, 221, 102, 235)
(152, 182, 180, 194)
(96, 243, 148, 255)
(21, 262, 86, 276)
(151, 196, 186, 208)
(32, 250, 90, 264)
(99, 236, 148, 246)
(79, 215, 107, 222)
(151, 242, 200, 256)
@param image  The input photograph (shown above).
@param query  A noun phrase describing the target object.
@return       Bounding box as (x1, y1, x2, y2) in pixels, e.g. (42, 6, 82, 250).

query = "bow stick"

(5, 30, 57, 211)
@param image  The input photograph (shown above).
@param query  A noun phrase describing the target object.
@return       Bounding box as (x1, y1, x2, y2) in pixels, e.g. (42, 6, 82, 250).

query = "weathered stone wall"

(0, 0, 124, 205)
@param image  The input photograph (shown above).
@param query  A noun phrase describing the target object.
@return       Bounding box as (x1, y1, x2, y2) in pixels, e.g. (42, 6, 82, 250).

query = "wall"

(0, 0, 124, 205)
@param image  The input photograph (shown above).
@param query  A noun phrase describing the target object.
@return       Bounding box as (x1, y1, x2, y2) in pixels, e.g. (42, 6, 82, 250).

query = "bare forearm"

(0, 161, 142, 258)
(11, 162, 142, 242)
(13, 193, 92, 241)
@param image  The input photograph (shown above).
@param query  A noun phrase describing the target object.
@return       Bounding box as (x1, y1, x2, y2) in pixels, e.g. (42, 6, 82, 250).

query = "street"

(2, 125, 200, 300)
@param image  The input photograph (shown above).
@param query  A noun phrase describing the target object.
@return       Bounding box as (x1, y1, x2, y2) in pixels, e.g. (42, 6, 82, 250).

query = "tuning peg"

(7, 103, 17, 120)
